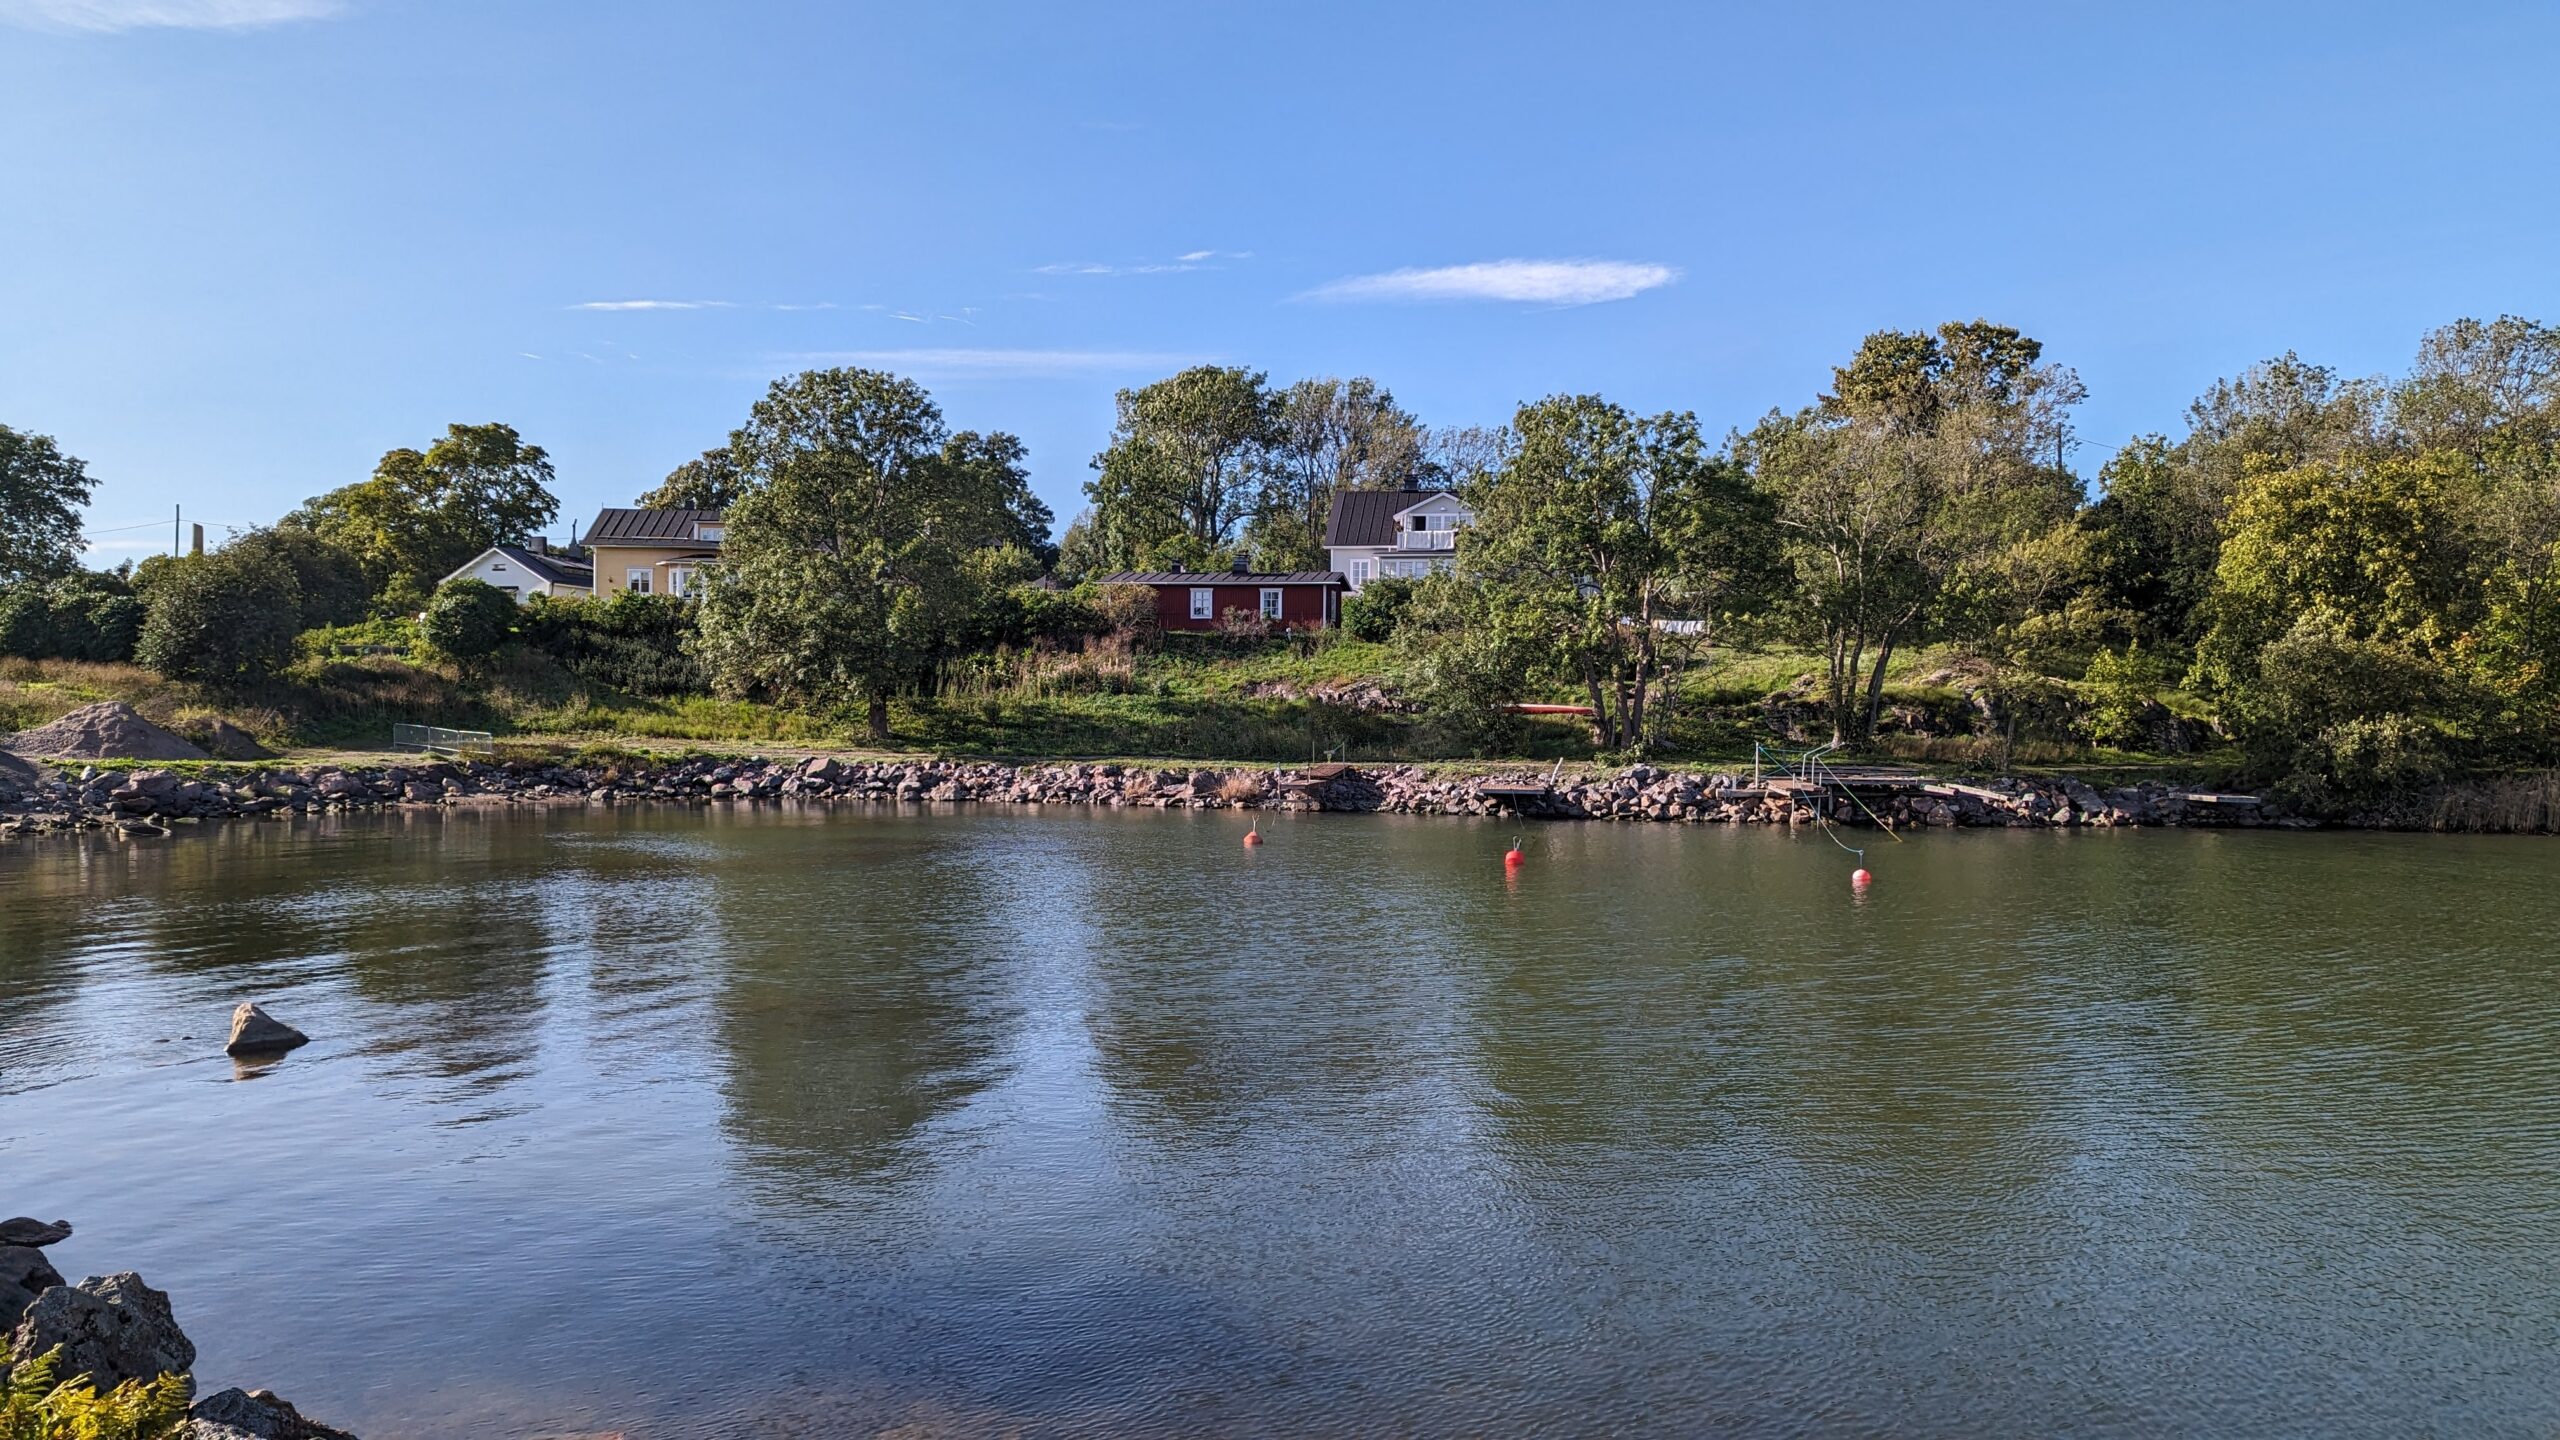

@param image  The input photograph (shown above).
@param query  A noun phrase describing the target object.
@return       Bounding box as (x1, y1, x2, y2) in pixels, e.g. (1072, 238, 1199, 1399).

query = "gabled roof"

(441, 543, 594, 589)
(494, 544, 592, 588)
(1323, 489, 1467, 548)
(587, 507, 724, 545)
(1097, 571, 1347, 586)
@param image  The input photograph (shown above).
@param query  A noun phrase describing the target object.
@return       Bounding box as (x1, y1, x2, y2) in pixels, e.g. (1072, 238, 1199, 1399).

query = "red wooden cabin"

(1097, 565, 1348, 631)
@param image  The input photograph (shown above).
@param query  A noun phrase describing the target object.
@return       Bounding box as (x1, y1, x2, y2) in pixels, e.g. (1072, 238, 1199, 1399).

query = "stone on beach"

(183, 1386, 363, 1439)
(6, 1271, 196, 1395)
(225, 1003, 309, 1056)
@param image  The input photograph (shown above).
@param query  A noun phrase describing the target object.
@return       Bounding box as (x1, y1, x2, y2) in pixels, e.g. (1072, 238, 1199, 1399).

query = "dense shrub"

(1339, 576, 1414, 642)
(0, 571, 143, 661)
(1090, 582, 1162, 649)
(226, 525, 371, 628)
(518, 591, 706, 697)
(134, 548, 303, 686)
(421, 578, 518, 670)
(2081, 642, 2169, 748)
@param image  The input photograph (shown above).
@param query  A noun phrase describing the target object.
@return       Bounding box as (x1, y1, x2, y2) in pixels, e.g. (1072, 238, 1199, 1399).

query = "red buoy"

(1851, 867, 1873, 888)
(1504, 840, 1526, 870)
(1243, 825, 1263, 848)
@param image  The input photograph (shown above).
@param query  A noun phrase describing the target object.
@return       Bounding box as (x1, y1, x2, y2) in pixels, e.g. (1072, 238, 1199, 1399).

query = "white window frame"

(1189, 587, 1214, 620)
(1260, 587, 1283, 620)
(626, 567, 652, 595)
(1349, 558, 1373, 585)
(667, 565, 697, 597)
(695, 524, 725, 542)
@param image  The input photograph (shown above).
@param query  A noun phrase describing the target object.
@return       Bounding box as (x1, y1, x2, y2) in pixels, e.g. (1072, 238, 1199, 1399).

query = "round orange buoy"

(1852, 867, 1873, 888)
(1244, 825, 1262, 848)
(1504, 840, 1525, 870)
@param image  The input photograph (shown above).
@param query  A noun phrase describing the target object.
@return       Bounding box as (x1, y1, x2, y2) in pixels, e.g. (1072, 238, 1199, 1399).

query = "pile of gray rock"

(0, 751, 2272, 841)
(0, 1216, 356, 1437)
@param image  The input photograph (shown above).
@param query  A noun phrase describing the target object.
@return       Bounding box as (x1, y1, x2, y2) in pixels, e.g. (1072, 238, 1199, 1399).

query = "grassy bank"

(1, 635, 2214, 774)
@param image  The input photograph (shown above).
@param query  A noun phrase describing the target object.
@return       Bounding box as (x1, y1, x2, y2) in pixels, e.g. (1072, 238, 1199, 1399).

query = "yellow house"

(586, 507, 723, 597)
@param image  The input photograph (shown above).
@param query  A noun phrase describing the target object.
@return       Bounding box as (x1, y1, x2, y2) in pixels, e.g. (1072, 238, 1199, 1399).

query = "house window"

(1260, 587, 1283, 620)
(1189, 587, 1214, 620)
(695, 524, 725, 542)
(1349, 558, 1373, 585)
(626, 567, 652, 595)
(667, 566, 697, 597)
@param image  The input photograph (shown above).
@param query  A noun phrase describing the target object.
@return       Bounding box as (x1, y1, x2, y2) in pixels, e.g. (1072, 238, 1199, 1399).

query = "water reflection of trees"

(712, 816, 1020, 1200)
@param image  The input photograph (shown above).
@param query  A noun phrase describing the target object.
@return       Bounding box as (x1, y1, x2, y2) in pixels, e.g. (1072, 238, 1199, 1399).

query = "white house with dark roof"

(439, 540, 596, 604)
(1323, 489, 1472, 592)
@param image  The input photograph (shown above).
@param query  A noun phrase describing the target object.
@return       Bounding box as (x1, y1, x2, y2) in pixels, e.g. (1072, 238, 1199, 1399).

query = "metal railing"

(392, 724, 496, 757)
(1396, 529, 1457, 550)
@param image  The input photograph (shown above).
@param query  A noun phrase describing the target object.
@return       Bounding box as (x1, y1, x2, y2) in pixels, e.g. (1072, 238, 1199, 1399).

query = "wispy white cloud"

(0, 0, 340, 31)
(1299, 258, 1679, 307)
(778, 348, 1207, 380)
(568, 299, 836, 312)
(1035, 250, 1248, 277)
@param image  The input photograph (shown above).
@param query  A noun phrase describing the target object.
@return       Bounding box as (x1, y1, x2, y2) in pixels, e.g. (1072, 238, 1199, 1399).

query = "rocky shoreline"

(2, 1217, 355, 1438)
(0, 752, 2286, 841)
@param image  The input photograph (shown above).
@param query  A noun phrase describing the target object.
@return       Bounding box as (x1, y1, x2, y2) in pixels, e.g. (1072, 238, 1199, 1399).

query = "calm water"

(4, 807, 2558, 1438)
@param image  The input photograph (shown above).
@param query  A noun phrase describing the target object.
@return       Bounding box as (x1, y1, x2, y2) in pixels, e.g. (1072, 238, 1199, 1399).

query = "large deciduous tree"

(637, 447, 749, 511)
(0, 424, 94, 584)
(134, 544, 304, 686)
(1416, 395, 1770, 750)
(692, 368, 1043, 741)
(288, 422, 559, 604)
(1084, 366, 1277, 570)
(1741, 320, 2084, 741)
(1248, 377, 1428, 570)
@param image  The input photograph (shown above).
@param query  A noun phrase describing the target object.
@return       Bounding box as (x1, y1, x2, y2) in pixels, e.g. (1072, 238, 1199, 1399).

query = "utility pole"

(173, 504, 181, 557)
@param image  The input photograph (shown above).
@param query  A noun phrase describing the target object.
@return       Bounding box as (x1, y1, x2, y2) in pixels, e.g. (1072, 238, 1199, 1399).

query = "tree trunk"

(866, 690, 891, 743)
(1859, 631, 1898, 742)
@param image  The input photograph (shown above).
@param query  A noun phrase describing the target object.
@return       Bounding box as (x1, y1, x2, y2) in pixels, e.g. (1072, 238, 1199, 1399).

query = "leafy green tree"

(422, 577, 519, 672)
(223, 525, 369, 628)
(287, 422, 557, 602)
(1424, 395, 1768, 749)
(1084, 366, 1277, 570)
(1250, 377, 1428, 570)
(0, 424, 94, 584)
(694, 368, 1042, 740)
(637, 446, 748, 511)
(1741, 320, 2083, 741)
(133, 545, 304, 685)
(2083, 435, 2221, 645)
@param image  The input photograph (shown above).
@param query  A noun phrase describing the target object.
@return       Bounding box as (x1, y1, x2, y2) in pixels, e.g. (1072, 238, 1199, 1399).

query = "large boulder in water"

(0, 1218, 71, 1248)
(9, 702, 209, 761)
(6, 1271, 196, 1394)
(183, 1387, 362, 1439)
(225, 1003, 309, 1057)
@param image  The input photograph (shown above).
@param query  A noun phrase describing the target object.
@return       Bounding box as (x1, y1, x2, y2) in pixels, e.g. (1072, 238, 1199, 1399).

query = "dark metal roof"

(1097, 571, 1347, 585)
(1323, 489, 1459, 548)
(492, 544, 593, 588)
(587, 507, 723, 545)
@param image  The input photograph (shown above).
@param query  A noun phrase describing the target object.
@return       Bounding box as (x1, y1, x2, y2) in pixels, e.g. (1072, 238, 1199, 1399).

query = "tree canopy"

(0, 424, 94, 584)
(287, 422, 558, 603)
(693, 368, 1044, 740)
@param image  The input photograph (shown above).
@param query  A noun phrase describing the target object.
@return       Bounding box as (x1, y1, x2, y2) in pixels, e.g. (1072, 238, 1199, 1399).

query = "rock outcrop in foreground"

(0, 752, 2277, 841)
(0, 1217, 358, 1437)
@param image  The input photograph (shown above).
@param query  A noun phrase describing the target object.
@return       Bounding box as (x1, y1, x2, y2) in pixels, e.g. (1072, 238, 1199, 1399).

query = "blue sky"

(5, 1, 2558, 562)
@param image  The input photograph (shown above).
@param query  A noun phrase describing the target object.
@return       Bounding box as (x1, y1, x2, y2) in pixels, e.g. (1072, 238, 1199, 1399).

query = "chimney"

(1169, 560, 1184, 574)
(189, 523, 205, 556)
(526, 536, 548, 555)
(1231, 553, 1250, 575)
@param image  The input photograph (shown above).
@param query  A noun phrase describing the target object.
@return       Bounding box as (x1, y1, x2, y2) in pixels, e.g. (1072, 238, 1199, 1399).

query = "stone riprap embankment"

(0, 753, 2274, 841)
